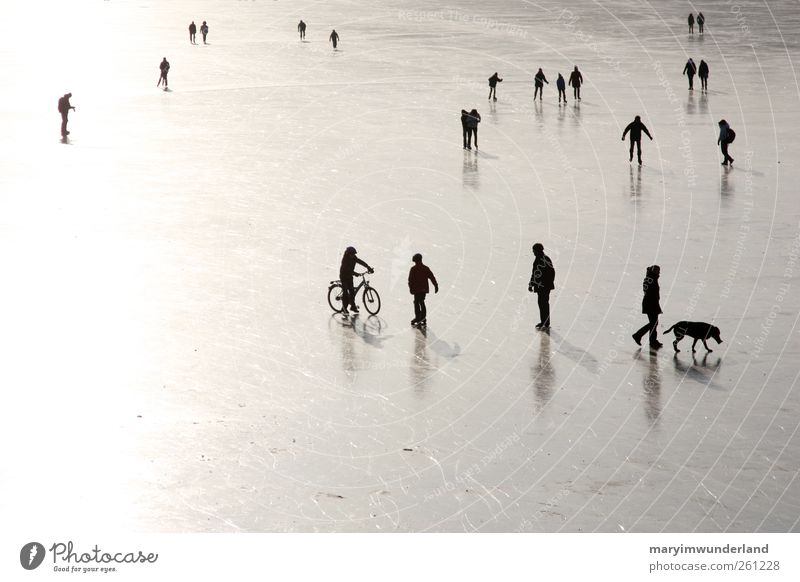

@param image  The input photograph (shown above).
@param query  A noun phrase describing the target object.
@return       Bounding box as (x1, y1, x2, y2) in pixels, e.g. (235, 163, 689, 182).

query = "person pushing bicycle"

(340, 246, 374, 315)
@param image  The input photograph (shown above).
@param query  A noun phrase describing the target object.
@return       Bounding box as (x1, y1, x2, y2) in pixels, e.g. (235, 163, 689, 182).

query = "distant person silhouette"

(408, 253, 439, 327)
(57, 92, 75, 137)
(698, 59, 709, 91)
(189, 21, 196, 44)
(157, 57, 170, 88)
(200, 21, 208, 44)
(528, 243, 555, 329)
(697, 12, 705, 34)
(329, 29, 339, 49)
(488, 72, 502, 101)
(534, 68, 548, 100)
(568, 65, 583, 100)
(556, 73, 567, 103)
(688, 13, 695, 34)
(460, 109, 469, 149)
(718, 119, 735, 166)
(632, 265, 663, 348)
(298, 20, 306, 40)
(465, 109, 481, 150)
(621, 115, 653, 165)
(683, 58, 697, 90)
(339, 246, 373, 315)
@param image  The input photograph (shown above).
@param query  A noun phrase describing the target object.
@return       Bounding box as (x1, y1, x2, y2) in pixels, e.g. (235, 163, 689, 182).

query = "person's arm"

(544, 75, 549, 84)
(355, 257, 373, 272)
(528, 259, 538, 291)
(622, 123, 631, 140)
(428, 268, 439, 293)
(643, 125, 653, 140)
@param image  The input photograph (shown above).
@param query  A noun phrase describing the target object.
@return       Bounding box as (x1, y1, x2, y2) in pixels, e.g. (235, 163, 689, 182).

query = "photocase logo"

(20, 542, 46, 570)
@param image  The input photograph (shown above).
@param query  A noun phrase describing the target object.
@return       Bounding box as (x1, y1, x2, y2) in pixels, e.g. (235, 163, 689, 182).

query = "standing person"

(329, 29, 339, 49)
(556, 73, 567, 104)
(57, 92, 75, 137)
(698, 59, 709, 91)
(200, 21, 209, 44)
(460, 109, 469, 150)
(621, 115, 653, 165)
(157, 57, 170, 88)
(683, 58, 697, 90)
(718, 119, 735, 166)
(528, 243, 555, 329)
(533, 68, 548, 101)
(697, 12, 705, 34)
(632, 265, 663, 348)
(465, 108, 481, 150)
(298, 20, 306, 40)
(339, 247, 374, 316)
(568, 65, 583, 100)
(488, 72, 502, 101)
(408, 253, 439, 327)
(189, 21, 197, 44)
(688, 13, 695, 34)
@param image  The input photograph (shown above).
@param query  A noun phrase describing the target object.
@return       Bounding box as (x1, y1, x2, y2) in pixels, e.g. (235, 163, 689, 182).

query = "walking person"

(683, 58, 697, 90)
(200, 21, 209, 44)
(556, 73, 567, 104)
(688, 13, 695, 34)
(157, 57, 170, 88)
(465, 108, 481, 150)
(488, 72, 502, 101)
(568, 65, 583, 100)
(697, 12, 705, 34)
(189, 21, 196, 44)
(57, 92, 75, 137)
(460, 109, 469, 149)
(718, 119, 735, 166)
(698, 59, 709, 91)
(298, 20, 306, 40)
(632, 265, 663, 348)
(339, 247, 374, 316)
(408, 253, 439, 327)
(533, 68, 548, 101)
(528, 243, 555, 329)
(621, 115, 653, 165)
(329, 29, 339, 49)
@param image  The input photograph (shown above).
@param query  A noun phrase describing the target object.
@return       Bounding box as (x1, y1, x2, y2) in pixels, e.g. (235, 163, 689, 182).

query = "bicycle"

(328, 271, 382, 315)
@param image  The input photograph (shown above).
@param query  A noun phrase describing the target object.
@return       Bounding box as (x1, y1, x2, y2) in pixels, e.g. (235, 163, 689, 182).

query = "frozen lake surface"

(1, 0, 799, 532)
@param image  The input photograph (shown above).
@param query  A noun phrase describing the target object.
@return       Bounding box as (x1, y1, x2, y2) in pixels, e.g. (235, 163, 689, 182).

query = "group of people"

(486, 66, 583, 104)
(687, 12, 706, 34)
(188, 21, 209, 44)
(682, 58, 710, 91)
(297, 20, 340, 48)
(460, 109, 482, 150)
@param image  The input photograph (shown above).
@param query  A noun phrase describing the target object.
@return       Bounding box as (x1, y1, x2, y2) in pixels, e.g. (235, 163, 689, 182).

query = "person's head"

(646, 265, 660, 278)
(470, 108, 478, 115)
(574, 65, 579, 71)
(66, 92, 72, 98)
(635, 115, 641, 121)
(412, 253, 422, 263)
(532, 243, 544, 256)
(718, 119, 727, 126)
(345, 246, 356, 255)
(538, 67, 543, 72)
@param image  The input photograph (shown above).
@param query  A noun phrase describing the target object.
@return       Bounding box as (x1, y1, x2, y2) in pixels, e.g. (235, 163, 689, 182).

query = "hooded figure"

(568, 65, 583, 100)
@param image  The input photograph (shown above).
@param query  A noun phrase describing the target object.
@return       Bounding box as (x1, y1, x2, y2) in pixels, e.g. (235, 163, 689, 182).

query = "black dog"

(664, 321, 723, 353)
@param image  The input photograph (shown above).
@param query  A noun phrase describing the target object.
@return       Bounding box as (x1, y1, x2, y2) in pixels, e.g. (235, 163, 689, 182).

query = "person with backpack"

(718, 119, 735, 166)
(488, 72, 502, 101)
(533, 68, 548, 101)
(632, 265, 663, 348)
(698, 59, 709, 91)
(683, 58, 697, 90)
(556, 73, 567, 104)
(57, 93, 75, 137)
(621, 115, 653, 165)
(465, 109, 481, 150)
(189, 21, 197, 44)
(408, 253, 439, 327)
(200, 21, 209, 44)
(157, 57, 170, 88)
(568, 65, 583, 100)
(528, 243, 555, 329)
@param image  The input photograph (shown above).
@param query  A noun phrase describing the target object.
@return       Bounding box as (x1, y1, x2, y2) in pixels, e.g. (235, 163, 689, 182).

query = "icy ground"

(1, 0, 799, 532)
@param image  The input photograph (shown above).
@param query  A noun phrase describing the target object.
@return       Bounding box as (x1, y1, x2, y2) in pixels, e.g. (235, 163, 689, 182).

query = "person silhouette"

(697, 12, 705, 34)
(568, 65, 583, 100)
(339, 246, 373, 316)
(718, 119, 735, 166)
(298, 20, 306, 40)
(528, 243, 555, 329)
(488, 72, 502, 101)
(157, 57, 170, 88)
(57, 92, 75, 137)
(632, 265, 663, 348)
(329, 29, 339, 48)
(556, 73, 567, 104)
(621, 115, 653, 165)
(408, 253, 439, 327)
(698, 59, 709, 91)
(688, 13, 695, 34)
(189, 21, 196, 44)
(460, 109, 469, 149)
(533, 68, 548, 100)
(200, 21, 208, 44)
(465, 109, 481, 150)
(683, 58, 697, 90)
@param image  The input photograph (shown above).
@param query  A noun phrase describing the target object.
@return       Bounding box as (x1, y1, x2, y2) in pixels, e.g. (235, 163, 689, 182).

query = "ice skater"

(200, 21, 208, 44)
(632, 265, 663, 348)
(465, 108, 481, 150)
(57, 92, 75, 137)
(329, 29, 339, 49)
(533, 68, 548, 100)
(698, 59, 709, 91)
(568, 65, 583, 100)
(621, 115, 653, 165)
(157, 57, 170, 88)
(688, 13, 695, 34)
(683, 58, 697, 90)
(189, 21, 196, 44)
(697, 12, 705, 34)
(298, 20, 306, 40)
(556, 73, 567, 103)
(339, 247, 374, 316)
(408, 253, 439, 327)
(488, 72, 502, 101)
(528, 243, 555, 329)
(718, 119, 735, 166)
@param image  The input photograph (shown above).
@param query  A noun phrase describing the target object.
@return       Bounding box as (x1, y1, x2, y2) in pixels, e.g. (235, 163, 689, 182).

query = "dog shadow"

(672, 353, 724, 390)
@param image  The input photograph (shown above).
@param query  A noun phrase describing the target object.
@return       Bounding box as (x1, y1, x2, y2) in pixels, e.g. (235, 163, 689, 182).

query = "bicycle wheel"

(327, 284, 344, 313)
(362, 286, 381, 315)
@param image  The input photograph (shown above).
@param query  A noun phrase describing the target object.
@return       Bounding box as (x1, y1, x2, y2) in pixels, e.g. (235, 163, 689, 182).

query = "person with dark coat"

(697, 12, 705, 34)
(488, 72, 502, 101)
(189, 21, 197, 44)
(533, 68, 548, 100)
(698, 59, 709, 91)
(200, 21, 209, 44)
(339, 246, 373, 315)
(465, 108, 481, 150)
(460, 109, 469, 149)
(556, 73, 567, 104)
(688, 13, 695, 34)
(528, 243, 555, 329)
(157, 57, 170, 88)
(621, 115, 653, 165)
(408, 253, 439, 326)
(298, 20, 306, 40)
(718, 119, 735, 166)
(568, 66, 583, 100)
(57, 92, 75, 137)
(632, 265, 663, 348)
(683, 58, 697, 90)
(329, 29, 339, 48)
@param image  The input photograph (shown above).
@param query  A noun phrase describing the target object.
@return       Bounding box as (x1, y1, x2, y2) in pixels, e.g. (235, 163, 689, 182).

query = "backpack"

(727, 128, 736, 143)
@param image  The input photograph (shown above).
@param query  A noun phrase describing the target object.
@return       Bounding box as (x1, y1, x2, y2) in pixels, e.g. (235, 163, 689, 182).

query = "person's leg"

(636, 140, 642, 164)
(413, 294, 423, 323)
(418, 293, 427, 321)
(629, 140, 634, 162)
(689, 75, 693, 89)
(462, 127, 467, 149)
(60, 113, 67, 136)
(647, 313, 659, 345)
(721, 142, 729, 164)
(537, 290, 551, 327)
(466, 128, 471, 149)
(633, 321, 649, 343)
(473, 128, 478, 149)
(577, 86, 580, 100)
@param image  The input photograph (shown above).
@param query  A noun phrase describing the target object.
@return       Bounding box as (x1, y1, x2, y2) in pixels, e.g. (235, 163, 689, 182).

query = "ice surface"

(1, 0, 799, 532)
